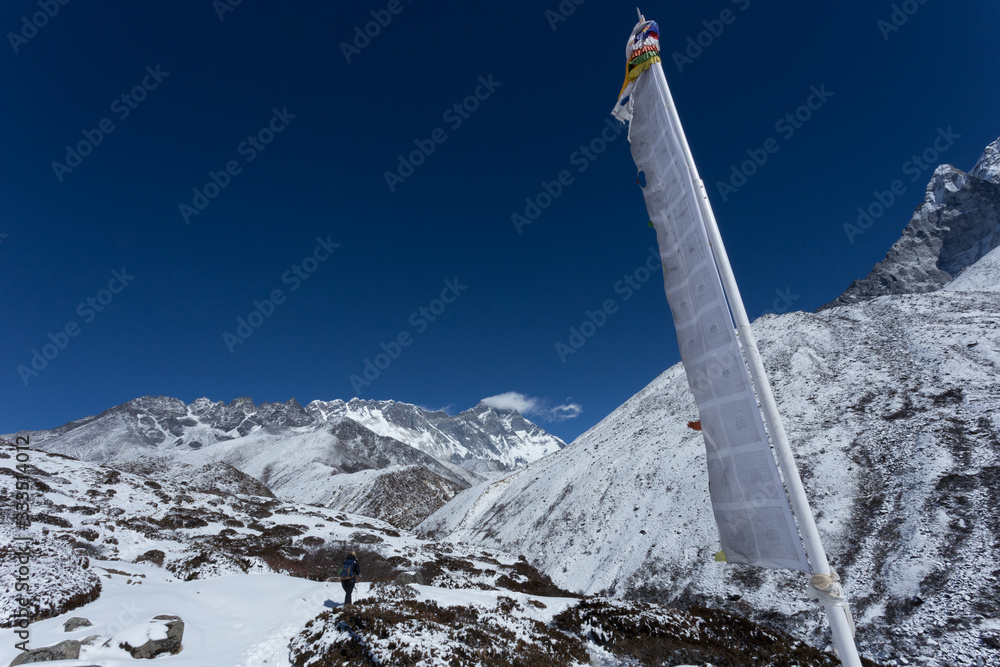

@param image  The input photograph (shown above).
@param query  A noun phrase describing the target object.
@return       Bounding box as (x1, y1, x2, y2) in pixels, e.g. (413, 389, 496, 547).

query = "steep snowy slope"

(421, 255, 1000, 666)
(310, 465, 463, 529)
(945, 245, 1000, 293)
(167, 419, 474, 526)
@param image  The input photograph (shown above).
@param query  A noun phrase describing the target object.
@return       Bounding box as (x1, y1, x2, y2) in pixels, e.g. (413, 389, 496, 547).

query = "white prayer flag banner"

(614, 20, 810, 572)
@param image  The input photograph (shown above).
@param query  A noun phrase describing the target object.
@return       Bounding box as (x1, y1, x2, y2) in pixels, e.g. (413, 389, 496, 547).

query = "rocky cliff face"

(824, 138, 1000, 309)
(969, 138, 1000, 183)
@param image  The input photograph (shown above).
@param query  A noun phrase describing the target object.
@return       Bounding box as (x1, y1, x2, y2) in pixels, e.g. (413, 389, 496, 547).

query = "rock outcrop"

(9, 640, 80, 665)
(115, 615, 184, 659)
(824, 137, 1000, 309)
(62, 617, 92, 632)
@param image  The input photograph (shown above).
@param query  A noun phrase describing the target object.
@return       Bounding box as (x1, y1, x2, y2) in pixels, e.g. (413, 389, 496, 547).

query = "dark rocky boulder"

(62, 617, 92, 632)
(394, 570, 425, 585)
(115, 615, 184, 659)
(9, 640, 80, 665)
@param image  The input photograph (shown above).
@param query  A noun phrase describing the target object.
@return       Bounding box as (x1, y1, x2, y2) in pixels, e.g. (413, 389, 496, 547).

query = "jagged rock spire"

(822, 137, 1000, 310)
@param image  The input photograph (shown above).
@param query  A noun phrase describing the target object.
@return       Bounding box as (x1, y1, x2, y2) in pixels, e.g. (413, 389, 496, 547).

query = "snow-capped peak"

(969, 137, 1000, 184)
(823, 136, 1000, 309)
(311, 397, 565, 470)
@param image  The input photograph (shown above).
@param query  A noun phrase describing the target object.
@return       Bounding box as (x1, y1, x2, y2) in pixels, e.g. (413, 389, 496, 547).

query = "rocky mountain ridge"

(825, 137, 1000, 309)
(969, 138, 1000, 183)
(308, 397, 565, 470)
(6, 395, 564, 528)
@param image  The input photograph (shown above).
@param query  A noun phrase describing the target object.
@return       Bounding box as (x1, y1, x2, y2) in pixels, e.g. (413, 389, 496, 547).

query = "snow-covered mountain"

(7, 396, 564, 528)
(308, 398, 565, 470)
(422, 254, 1000, 665)
(419, 142, 1000, 666)
(970, 138, 1000, 183)
(0, 443, 848, 667)
(15, 395, 562, 472)
(825, 137, 1000, 308)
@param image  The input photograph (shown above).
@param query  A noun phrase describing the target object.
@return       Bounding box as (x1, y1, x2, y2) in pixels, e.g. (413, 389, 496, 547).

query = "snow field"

(0, 561, 346, 666)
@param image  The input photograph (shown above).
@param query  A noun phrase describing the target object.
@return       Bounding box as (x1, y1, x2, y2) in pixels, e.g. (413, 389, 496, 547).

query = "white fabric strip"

(621, 43, 810, 572)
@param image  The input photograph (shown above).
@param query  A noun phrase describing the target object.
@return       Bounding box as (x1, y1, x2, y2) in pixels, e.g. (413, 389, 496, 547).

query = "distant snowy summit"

(824, 136, 1000, 309)
(13, 395, 564, 472)
(308, 398, 565, 471)
(8, 395, 566, 528)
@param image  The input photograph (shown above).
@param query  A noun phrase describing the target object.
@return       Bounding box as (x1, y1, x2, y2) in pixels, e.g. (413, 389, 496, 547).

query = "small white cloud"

(481, 392, 582, 423)
(547, 402, 583, 421)
(482, 392, 538, 413)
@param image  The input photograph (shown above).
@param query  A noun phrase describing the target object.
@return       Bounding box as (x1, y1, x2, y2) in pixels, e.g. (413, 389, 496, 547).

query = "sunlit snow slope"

(421, 252, 1000, 666)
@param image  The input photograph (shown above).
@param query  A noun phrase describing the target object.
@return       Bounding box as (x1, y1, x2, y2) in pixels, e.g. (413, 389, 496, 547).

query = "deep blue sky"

(2, 1, 998, 443)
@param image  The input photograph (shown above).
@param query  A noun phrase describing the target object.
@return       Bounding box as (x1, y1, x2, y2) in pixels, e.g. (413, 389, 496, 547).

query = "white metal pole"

(648, 62, 863, 667)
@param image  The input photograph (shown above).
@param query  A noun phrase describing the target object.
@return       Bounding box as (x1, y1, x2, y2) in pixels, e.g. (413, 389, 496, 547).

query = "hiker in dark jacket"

(341, 551, 359, 606)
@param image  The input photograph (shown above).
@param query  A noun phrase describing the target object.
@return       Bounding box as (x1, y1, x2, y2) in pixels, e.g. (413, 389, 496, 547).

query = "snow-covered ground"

(0, 561, 339, 666)
(945, 245, 1000, 293)
(1, 442, 838, 666)
(0, 561, 710, 667)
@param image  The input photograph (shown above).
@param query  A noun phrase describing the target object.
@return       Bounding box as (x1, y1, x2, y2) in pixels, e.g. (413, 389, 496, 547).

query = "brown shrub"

(349, 531, 384, 545)
(256, 542, 401, 584)
(289, 593, 590, 667)
(32, 513, 72, 528)
(495, 561, 579, 599)
(135, 549, 165, 567)
(552, 598, 869, 667)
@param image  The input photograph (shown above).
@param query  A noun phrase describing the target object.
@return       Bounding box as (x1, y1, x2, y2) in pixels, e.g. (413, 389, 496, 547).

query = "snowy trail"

(0, 562, 359, 667)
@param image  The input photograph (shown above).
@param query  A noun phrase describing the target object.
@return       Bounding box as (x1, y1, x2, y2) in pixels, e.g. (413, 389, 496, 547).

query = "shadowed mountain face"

(824, 138, 1000, 310)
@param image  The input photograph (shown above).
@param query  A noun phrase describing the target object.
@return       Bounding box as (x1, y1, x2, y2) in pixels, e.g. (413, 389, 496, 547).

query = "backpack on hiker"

(338, 558, 357, 581)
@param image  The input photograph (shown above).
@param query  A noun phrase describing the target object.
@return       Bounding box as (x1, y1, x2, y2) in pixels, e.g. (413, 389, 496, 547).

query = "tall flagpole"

(647, 59, 862, 667)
